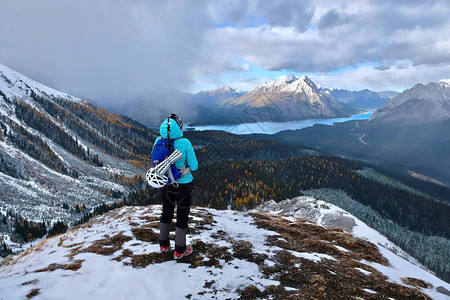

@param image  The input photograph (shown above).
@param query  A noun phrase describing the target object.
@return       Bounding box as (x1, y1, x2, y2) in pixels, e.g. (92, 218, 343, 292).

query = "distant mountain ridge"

(439, 79, 450, 87)
(222, 75, 350, 122)
(196, 86, 246, 98)
(327, 88, 392, 110)
(369, 80, 450, 125)
(187, 76, 395, 125)
(99, 75, 393, 126)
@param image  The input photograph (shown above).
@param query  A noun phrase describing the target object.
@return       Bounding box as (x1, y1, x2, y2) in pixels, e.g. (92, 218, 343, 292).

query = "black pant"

(160, 184, 191, 230)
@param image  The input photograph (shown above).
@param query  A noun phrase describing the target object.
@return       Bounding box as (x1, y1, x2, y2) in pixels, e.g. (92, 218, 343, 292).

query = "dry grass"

(249, 212, 431, 300)
(7, 207, 433, 300)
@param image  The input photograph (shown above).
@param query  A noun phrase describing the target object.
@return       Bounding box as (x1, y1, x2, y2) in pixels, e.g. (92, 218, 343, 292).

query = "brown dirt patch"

(131, 252, 173, 268)
(232, 240, 267, 264)
(34, 259, 84, 273)
(76, 232, 132, 256)
(131, 228, 159, 243)
(239, 285, 263, 300)
(402, 277, 432, 289)
(138, 216, 160, 223)
(26, 289, 40, 299)
(125, 239, 233, 269)
(21, 279, 39, 286)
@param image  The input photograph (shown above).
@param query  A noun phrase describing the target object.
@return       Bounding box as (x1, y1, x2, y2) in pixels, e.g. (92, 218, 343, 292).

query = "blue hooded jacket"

(153, 118, 198, 184)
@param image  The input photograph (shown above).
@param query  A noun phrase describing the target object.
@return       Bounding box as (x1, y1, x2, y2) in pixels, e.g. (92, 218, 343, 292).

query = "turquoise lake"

(191, 111, 374, 135)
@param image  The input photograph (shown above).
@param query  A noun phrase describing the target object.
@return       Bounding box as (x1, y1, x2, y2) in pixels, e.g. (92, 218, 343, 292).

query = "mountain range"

(327, 88, 392, 110)
(268, 77, 450, 185)
(100, 75, 394, 126)
(187, 75, 397, 125)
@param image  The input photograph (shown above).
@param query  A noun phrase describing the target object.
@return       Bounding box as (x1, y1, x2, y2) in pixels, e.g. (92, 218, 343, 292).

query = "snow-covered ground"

(0, 206, 282, 299)
(256, 196, 450, 299)
(0, 63, 82, 102)
(1, 200, 449, 299)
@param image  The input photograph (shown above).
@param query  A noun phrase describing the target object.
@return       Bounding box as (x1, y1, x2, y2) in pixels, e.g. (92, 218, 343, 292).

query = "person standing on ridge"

(154, 113, 198, 259)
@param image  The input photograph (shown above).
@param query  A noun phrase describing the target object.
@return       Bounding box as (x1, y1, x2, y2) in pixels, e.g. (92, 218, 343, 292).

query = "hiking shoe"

(174, 245, 193, 260)
(160, 244, 172, 253)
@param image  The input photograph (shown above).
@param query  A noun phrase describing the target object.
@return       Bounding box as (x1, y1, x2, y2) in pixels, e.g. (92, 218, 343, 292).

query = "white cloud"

(311, 63, 450, 92)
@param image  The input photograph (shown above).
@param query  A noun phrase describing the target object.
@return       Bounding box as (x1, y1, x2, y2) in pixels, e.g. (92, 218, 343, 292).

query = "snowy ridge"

(255, 196, 450, 299)
(0, 64, 156, 253)
(369, 80, 450, 125)
(202, 86, 240, 96)
(0, 64, 81, 103)
(0, 139, 126, 221)
(1, 200, 449, 299)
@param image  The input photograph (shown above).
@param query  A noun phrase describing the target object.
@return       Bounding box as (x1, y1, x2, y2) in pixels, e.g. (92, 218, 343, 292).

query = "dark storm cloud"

(208, 0, 314, 32)
(318, 9, 350, 29)
(255, 0, 314, 32)
(207, 0, 250, 25)
(0, 0, 209, 118)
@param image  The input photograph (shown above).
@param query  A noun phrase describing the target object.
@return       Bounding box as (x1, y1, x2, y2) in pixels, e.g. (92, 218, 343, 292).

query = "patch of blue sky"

(215, 22, 236, 29)
(214, 15, 267, 29)
(246, 15, 267, 28)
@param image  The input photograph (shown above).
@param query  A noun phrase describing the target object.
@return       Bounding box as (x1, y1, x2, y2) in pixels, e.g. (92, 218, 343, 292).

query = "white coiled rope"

(146, 150, 182, 188)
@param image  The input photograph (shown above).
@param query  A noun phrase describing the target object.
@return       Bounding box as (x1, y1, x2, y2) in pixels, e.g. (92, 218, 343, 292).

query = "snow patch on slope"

(0, 63, 82, 102)
(255, 196, 450, 300)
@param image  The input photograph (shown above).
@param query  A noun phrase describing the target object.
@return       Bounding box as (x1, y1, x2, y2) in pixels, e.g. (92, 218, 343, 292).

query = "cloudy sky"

(1, 0, 450, 108)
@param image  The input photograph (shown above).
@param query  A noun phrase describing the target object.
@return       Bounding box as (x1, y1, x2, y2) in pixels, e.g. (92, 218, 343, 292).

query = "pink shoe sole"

(160, 245, 172, 253)
(173, 245, 193, 260)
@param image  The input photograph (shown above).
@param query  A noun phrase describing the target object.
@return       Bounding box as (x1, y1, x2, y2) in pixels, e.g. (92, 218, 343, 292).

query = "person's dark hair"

(168, 113, 183, 129)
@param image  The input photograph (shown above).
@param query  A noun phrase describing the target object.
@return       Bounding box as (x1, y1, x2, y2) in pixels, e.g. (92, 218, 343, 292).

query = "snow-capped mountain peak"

(213, 86, 237, 94)
(369, 80, 450, 125)
(220, 74, 348, 121)
(197, 86, 244, 98)
(439, 79, 450, 87)
(285, 74, 298, 83)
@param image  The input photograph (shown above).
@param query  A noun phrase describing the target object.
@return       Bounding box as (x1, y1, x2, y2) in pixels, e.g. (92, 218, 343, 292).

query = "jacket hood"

(159, 118, 183, 139)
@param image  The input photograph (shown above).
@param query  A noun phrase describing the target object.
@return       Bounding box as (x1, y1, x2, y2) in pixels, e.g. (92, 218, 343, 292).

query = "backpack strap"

(160, 136, 182, 141)
(166, 117, 173, 153)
